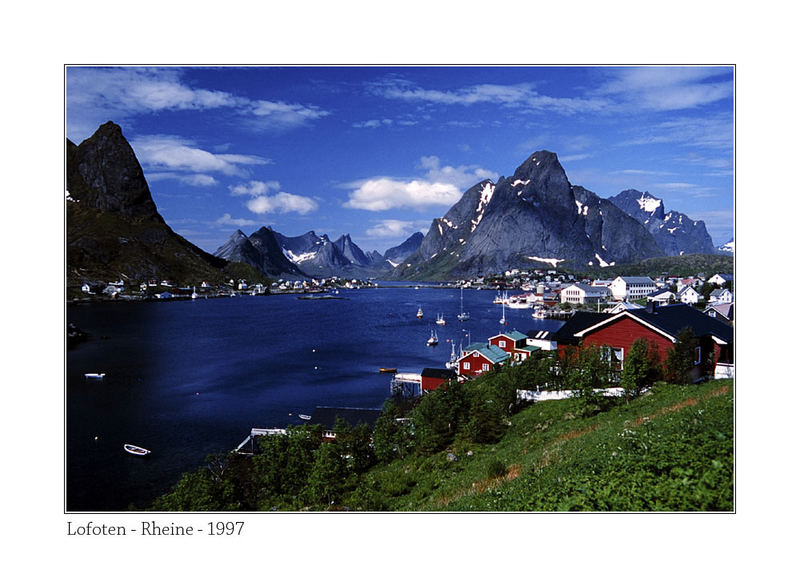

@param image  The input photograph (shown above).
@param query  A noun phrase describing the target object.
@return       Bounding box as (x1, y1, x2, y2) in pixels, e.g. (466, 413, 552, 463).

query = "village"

(390, 270, 734, 401)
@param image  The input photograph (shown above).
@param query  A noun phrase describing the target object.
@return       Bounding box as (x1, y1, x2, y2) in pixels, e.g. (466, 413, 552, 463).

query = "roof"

(704, 302, 734, 320)
(421, 367, 457, 380)
(551, 312, 613, 345)
(563, 282, 610, 293)
(572, 304, 733, 345)
(307, 407, 383, 430)
(526, 328, 559, 340)
(615, 276, 656, 284)
(490, 330, 528, 343)
(516, 344, 540, 353)
(462, 343, 511, 364)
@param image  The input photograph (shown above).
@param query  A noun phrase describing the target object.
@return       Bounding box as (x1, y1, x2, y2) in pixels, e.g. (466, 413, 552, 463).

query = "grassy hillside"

(358, 380, 732, 511)
(151, 378, 733, 512)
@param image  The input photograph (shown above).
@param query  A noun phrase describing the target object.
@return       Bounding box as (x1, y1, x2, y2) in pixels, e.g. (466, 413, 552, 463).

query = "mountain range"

(67, 122, 724, 285)
(215, 228, 423, 279)
(390, 151, 719, 280)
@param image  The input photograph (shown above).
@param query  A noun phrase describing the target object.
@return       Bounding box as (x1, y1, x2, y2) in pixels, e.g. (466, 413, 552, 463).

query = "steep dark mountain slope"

(66, 122, 236, 285)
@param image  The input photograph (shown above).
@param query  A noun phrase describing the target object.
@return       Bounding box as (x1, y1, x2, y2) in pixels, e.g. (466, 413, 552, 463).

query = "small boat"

(123, 444, 150, 456)
(532, 306, 546, 319)
(499, 301, 507, 325)
(417, 307, 424, 318)
(191, 286, 198, 299)
(435, 313, 446, 325)
(445, 342, 459, 369)
(427, 329, 439, 346)
(298, 414, 312, 421)
(84, 373, 105, 379)
(379, 367, 398, 373)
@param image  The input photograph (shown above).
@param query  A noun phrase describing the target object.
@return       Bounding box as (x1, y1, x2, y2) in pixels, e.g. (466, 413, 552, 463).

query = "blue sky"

(66, 66, 734, 254)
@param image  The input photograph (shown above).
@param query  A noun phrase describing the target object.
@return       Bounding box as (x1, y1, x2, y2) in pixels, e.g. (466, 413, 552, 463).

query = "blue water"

(66, 287, 564, 511)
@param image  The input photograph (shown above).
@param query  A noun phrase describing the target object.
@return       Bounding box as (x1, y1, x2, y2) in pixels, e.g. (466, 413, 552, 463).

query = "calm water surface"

(66, 286, 563, 511)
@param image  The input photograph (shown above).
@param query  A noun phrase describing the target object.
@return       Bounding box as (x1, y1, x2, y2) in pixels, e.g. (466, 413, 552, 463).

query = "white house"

(609, 276, 657, 301)
(707, 273, 733, 286)
(709, 288, 733, 304)
(560, 283, 610, 305)
(647, 288, 676, 304)
(678, 285, 703, 305)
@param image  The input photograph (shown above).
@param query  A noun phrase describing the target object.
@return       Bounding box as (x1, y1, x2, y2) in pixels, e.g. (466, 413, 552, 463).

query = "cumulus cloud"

(246, 192, 318, 215)
(344, 179, 462, 211)
(344, 156, 498, 211)
(132, 135, 269, 177)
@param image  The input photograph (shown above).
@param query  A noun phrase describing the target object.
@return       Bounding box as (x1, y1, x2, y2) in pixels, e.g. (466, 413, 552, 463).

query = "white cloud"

(229, 180, 282, 196)
(247, 99, 330, 131)
(66, 67, 330, 140)
(597, 67, 732, 111)
(344, 156, 498, 212)
(365, 219, 426, 239)
(146, 172, 219, 187)
(371, 78, 609, 115)
(246, 192, 318, 215)
(344, 179, 461, 211)
(216, 213, 260, 227)
(132, 135, 269, 177)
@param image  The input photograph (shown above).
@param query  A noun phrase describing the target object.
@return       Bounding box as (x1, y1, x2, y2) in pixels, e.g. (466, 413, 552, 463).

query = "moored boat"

(436, 313, 446, 325)
(379, 367, 398, 373)
(298, 414, 312, 421)
(426, 329, 439, 346)
(123, 444, 150, 456)
(457, 287, 470, 321)
(84, 373, 105, 379)
(417, 307, 424, 318)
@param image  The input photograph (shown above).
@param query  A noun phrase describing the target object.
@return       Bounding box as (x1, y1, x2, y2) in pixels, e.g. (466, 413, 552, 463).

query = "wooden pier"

(235, 427, 287, 454)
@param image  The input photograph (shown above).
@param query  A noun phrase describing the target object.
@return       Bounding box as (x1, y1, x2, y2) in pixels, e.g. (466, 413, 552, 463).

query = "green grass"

(349, 380, 733, 511)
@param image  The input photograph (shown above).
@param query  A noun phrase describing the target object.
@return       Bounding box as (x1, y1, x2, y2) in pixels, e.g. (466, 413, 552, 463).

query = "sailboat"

(426, 329, 439, 346)
(436, 313, 446, 326)
(499, 301, 507, 325)
(445, 341, 460, 369)
(191, 286, 199, 299)
(457, 287, 470, 321)
(417, 307, 424, 319)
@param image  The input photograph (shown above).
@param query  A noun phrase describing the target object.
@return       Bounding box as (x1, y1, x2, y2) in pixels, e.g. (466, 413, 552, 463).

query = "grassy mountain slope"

(357, 380, 733, 511)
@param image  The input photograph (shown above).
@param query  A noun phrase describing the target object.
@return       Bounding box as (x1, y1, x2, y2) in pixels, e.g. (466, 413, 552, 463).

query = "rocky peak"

(67, 121, 161, 222)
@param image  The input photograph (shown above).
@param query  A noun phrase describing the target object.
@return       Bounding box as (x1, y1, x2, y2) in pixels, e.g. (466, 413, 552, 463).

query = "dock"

(234, 427, 287, 454)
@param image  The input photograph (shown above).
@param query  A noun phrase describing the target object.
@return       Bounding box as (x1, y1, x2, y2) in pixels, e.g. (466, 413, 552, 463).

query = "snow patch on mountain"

(637, 193, 662, 214)
(526, 256, 565, 267)
(470, 182, 496, 232)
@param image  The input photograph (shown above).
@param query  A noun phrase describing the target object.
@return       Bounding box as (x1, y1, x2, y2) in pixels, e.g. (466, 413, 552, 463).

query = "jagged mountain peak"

(67, 121, 162, 222)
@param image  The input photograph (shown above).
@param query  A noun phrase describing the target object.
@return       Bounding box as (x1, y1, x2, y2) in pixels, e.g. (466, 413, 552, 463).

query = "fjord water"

(66, 286, 563, 511)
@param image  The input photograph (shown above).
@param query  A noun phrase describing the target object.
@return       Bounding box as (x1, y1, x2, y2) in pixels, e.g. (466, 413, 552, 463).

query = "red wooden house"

(488, 330, 539, 362)
(457, 344, 511, 378)
(421, 368, 457, 392)
(552, 303, 733, 380)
